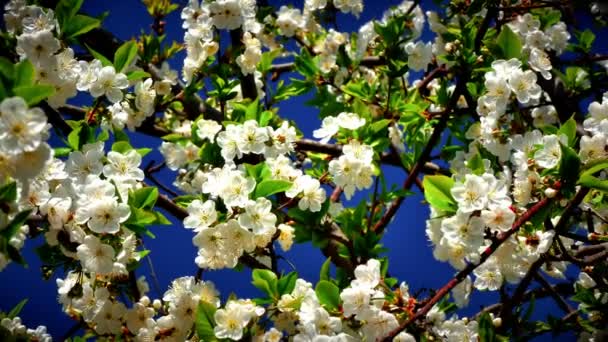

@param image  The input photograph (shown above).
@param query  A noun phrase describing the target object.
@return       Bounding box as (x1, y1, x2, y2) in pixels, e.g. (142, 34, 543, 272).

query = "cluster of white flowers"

(328, 140, 375, 199)
(216, 120, 297, 163)
(56, 273, 224, 340)
(315, 30, 348, 74)
(276, 6, 305, 38)
(0, 97, 52, 270)
(237, 32, 262, 75)
(508, 13, 570, 80)
(421, 13, 582, 297)
(313, 112, 366, 143)
(580, 92, 608, 163)
(181, 0, 259, 81)
(106, 77, 158, 131)
(333, 0, 363, 17)
(1, 315, 52, 342)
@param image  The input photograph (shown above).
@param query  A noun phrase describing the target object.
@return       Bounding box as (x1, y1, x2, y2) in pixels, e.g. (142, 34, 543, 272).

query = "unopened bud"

(153, 299, 162, 310)
(140, 295, 151, 306)
(492, 317, 502, 327)
(544, 188, 557, 198)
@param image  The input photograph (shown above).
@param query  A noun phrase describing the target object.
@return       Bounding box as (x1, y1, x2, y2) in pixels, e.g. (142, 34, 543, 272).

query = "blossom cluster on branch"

(1, 0, 608, 341)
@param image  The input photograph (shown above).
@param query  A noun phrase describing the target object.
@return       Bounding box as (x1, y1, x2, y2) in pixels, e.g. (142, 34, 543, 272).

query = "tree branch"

(381, 196, 552, 341)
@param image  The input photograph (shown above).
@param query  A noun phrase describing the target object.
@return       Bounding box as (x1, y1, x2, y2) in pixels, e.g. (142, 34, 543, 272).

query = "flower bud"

(492, 317, 502, 327)
(544, 188, 557, 198)
(153, 299, 162, 310)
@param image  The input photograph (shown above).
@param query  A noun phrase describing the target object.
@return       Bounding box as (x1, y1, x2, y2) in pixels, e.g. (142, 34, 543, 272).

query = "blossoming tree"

(1, 0, 608, 340)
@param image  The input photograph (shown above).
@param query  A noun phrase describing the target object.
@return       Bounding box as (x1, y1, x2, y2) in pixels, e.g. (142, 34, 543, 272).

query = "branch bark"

(381, 196, 552, 341)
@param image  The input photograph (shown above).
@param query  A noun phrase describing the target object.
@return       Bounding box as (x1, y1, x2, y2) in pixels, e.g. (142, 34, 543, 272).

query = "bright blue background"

(0, 1, 580, 340)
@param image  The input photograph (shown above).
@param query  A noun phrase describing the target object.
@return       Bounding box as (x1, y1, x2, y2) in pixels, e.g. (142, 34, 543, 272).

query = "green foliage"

(478, 312, 498, 342)
(63, 15, 102, 39)
(495, 25, 522, 60)
(559, 144, 580, 194)
(114, 40, 139, 73)
(128, 187, 159, 210)
(277, 271, 298, 295)
(254, 179, 292, 198)
(7, 299, 28, 319)
(422, 175, 457, 213)
(0, 181, 17, 203)
(315, 280, 341, 312)
(195, 301, 218, 341)
(558, 116, 577, 147)
(251, 269, 279, 300)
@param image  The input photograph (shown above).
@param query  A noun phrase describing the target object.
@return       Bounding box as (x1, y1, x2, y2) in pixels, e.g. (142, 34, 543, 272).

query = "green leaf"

(558, 116, 577, 147)
(127, 207, 157, 226)
(153, 211, 171, 225)
(1, 210, 32, 240)
(13, 85, 55, 105)
(0, 181, 17, 203)
(559, 144, 580, 192)
(244, 163, 270, 182)
(277, 271, 298, 295)
(294, 49, 318, 78)
(578, 29, 595, 53)
(259, 110, 273, 127)
(319, 257, 332, 281)
(8, 299, 28, 319)
(55, 0, 84, 30)
(370, 119, 391, 135)
(315, 280, 341, 311)
(581, 159, 608, 177)
(112, 141, 133, 153)
(126, 70, 151, 81)
(129, 187, 159, 209)
(14, 60, 34, 87)
(423, 175, 457, 213)
(578, 174, 608, 193)
(63, 15, 101, 39)
(0, 57, 15, 80)
(136, 148, 152, 157)
(254, 180, 292, 198)
(496, 26, 522, 59)
(467, 153, 485, 175)
(114, 40, 139, 73)
(478, 312, 497, 342)
(252, 269, 279, 299)
(195, 301, 218, 341)
(85, 44, 112, 67)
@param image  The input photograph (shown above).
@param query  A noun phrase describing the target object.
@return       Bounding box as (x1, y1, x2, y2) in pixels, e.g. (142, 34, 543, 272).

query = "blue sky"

(0, 1, 574, 340)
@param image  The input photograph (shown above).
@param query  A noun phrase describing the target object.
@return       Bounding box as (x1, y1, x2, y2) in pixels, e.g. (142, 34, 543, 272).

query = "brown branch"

(381, 197, 552, 341)
(534, 272, 575, 315)
(473, 282, 575, 319)
(372, 71, 469, 235)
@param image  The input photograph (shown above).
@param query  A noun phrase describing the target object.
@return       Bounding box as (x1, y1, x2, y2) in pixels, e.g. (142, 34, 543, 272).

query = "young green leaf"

(252, 269, 279, 299)
(422, 175, 457, 213)
(13, 85, 55, 105)
(195, 301, 218, 341)
(254, 180, 292, 198)
(315, 280, 341, 311)
(0, 181, 17, 203)
(129, 187, 159, 209)
(114, 40, 139, 73)
(8, 299, 28, 319)
(277, 271, 298, 295)
(63, 15, 101, 39)
(14, 60, 34, 87)
(496, 25, 522, 59)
